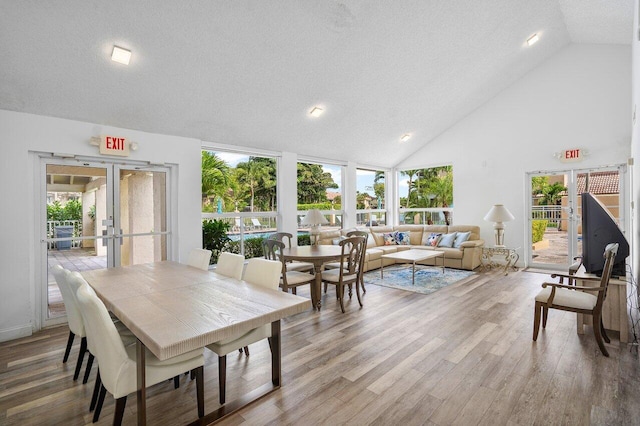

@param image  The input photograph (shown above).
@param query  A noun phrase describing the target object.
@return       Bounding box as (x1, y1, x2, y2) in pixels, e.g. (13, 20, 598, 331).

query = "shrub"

(532, 220, 548, 244)
(202, 219, 231, 264)
(297, 234, 311, 246)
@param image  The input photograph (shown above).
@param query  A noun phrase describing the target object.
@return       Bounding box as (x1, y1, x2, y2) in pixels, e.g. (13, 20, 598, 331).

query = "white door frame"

(36, 154, 173, 329)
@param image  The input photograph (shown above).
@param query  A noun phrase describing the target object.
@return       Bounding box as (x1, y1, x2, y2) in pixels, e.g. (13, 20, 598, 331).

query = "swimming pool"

(227, 231, 308, 241)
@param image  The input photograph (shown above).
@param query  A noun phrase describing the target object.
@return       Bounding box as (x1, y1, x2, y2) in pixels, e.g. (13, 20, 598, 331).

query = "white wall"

(397, 44, 631, 259)
(631, 0, 640, 277)
(0, 110, 202, 341)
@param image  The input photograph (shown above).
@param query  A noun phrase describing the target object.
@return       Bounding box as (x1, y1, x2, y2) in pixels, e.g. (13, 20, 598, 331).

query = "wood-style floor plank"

(1, 269, 639, 425)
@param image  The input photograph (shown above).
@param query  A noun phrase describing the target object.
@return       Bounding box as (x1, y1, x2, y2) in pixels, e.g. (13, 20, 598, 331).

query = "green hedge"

(532, 220, 548, 244)
(297, 203, 340, 211)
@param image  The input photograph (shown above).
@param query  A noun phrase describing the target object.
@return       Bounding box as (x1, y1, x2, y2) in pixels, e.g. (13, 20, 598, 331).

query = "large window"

(296, 161, 343, 232)
(356, 168, 386, 226)
(398, 165, 453, 225)
(201, 150, 278, 261)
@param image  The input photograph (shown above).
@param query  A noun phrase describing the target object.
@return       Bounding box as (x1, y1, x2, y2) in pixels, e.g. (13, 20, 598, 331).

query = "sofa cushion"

(366, 248, 384, 260)
(377, 246, 399, 254)
(453, 231, 471, 248)
(448, 225, 481, 241)
(382, 232, 396, 245)
(437, 232, 457, 248)
(424, 232, 443, 247)
(395, 231, 411, 245)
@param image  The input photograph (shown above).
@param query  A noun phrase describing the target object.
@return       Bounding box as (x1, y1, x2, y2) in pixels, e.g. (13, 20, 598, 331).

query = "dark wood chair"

(320, 236, 366, 313)
(263, 239, 315, 295)
(267, 232, 314, 272)
(323, 230, 369, 295)
(533, 243, 618, 357)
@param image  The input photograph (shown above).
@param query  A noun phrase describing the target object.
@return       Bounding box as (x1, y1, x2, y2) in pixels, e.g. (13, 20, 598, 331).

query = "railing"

(398, 208, 453, 225)
(356, 209, 386, 226)
(47, 220, 83, 249)
(531, 205, 562, 228)
(202, 212, 279, 258)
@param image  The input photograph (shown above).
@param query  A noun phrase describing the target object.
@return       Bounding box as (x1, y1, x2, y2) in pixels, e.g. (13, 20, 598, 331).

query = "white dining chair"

(74, 275, 205, 425)
(215, 252, 245, 280)
(186, 248, 212, 270)
(206, 257, 282, 404)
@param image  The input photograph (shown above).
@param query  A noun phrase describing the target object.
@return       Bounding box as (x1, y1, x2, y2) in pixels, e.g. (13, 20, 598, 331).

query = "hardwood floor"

(1, 269, 639, 425)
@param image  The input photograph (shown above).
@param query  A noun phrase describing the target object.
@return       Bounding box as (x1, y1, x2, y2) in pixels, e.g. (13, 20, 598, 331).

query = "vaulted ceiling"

(0, 1, 634, 168)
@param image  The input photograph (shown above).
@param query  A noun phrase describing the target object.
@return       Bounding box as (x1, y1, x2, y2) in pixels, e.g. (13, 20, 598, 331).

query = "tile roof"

(576, 171, 619, 195)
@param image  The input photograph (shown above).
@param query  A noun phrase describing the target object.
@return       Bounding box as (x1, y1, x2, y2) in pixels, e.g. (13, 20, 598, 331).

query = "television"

(581, 192, 629, 277)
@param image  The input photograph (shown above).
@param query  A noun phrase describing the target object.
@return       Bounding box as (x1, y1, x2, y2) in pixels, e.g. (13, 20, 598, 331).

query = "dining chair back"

(321, 236, 366, 313)
(206, 256, 283, 404)
(263, 239, 315, 294)
(267, 232, 314, 272)
(533, 242, 618, 356)
(75, 275, 205, 424)
(215, 251, 244, 280)
(186, 248, 212, 270)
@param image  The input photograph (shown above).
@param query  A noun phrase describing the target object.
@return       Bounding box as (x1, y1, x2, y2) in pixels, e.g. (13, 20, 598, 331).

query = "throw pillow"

(453, 231, 471, 248)
(332, 236, 347, 245)
(395, 231, 411, 245)
(437, 232, 457, 248)
(382, 232, 396, 246)
(425, 233, 442, 247)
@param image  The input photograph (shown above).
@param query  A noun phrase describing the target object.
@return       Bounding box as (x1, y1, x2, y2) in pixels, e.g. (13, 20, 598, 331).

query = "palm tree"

(235, 158, 269, 212)
(401, 169, 420, 208)
(201, 151, 229, 207)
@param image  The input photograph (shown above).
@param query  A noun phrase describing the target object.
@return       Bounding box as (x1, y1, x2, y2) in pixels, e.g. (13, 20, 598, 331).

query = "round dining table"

(281, 245, 345, 310)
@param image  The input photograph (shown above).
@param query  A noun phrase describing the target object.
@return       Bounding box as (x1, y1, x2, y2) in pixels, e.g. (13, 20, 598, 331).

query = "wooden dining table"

(281, 245, 345, 310)
(81, 261, 311, 426)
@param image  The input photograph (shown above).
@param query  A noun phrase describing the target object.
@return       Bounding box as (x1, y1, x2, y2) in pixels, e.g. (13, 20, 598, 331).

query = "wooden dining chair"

(323, 230, 369, 295)
(263, 239, 315, 295)
(267, 232, 314, 272)
(75, 275, 205, 425)
(320, 236, 366, 313)
(206, 257, 282, 404)
(533, 243, 618, 357)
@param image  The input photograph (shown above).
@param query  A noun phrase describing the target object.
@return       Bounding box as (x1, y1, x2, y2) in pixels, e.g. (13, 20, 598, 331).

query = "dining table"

(81, 261, 311, 426)
(281, 245, 345, 310)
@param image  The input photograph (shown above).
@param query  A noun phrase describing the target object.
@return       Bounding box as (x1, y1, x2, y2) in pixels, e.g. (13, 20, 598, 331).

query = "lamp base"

(494, 226, 505, 247)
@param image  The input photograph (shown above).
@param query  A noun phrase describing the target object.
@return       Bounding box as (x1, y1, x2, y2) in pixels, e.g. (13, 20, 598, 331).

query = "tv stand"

(576, 275, 629, 343)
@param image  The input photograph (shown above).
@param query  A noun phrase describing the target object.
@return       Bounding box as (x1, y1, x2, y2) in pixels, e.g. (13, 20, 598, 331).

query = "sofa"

(317, 224, 484, 271)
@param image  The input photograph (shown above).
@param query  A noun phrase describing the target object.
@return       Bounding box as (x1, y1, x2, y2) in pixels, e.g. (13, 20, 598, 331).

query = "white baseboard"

(0, 324, 33, 343)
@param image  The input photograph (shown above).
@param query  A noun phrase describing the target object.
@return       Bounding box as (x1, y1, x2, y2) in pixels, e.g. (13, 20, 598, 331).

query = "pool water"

(227, 231, 308, 241)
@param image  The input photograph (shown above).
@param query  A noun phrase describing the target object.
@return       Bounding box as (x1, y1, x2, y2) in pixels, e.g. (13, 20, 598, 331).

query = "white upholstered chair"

(187, 248, 212, 270)
(533, 243, 618, 357)
(206, 257, 282, 404)
(75, 275, 205, 425)
(215, 251, 245, 280)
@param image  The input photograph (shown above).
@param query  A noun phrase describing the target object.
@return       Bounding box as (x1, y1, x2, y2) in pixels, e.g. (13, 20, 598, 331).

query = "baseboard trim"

(0, 324, 33, 343)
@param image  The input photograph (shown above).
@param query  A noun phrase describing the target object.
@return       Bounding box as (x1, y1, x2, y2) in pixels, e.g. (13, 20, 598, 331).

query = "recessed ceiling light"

(111, 45, 131, 65)
(526, 34, 539, 46)
(309, 107, 324, 117)
(400, 134, 412, 142)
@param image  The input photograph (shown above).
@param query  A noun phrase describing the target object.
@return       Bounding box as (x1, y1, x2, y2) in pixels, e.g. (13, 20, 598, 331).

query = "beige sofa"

(317, 225, 484, 271)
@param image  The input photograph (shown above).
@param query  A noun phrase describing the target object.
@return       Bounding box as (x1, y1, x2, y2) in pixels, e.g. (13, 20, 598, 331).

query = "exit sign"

(559, 148, 583, 163)
(99, 135, 130, 157)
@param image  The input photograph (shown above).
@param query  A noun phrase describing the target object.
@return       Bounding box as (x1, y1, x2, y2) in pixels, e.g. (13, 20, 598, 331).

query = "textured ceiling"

(0, 1, 633, 168)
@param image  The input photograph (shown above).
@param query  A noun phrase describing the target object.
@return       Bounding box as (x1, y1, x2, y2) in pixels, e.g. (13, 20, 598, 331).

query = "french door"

(527, 165, 625, 270)
(41, 156, 171, 325)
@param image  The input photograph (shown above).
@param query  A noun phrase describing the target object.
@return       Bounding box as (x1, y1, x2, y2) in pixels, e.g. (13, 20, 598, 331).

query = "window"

(356, 168, 386, 226)
(201, 150, 278, 261)
(297, 161, 343, 236)
(398, 166, 453, 225)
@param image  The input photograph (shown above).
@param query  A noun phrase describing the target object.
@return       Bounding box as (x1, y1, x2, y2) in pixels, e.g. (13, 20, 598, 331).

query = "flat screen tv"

(581, 192, 629, 277)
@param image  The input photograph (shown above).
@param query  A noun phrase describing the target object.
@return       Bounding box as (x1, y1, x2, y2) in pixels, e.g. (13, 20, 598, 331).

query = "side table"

(481, 246, 519, 275)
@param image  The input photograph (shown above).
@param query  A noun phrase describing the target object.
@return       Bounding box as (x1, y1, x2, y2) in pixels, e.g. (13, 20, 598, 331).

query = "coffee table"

(381, 249, 445, 285)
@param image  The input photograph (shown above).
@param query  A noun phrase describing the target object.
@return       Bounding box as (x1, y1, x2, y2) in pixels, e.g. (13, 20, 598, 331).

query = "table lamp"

(484, 204, 514, 247)
(301, 209, 328, 245)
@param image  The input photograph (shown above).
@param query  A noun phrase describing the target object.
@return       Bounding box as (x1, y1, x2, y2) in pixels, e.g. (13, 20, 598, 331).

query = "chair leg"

(113, 396, 127, 426)
(218, 355, 227, 405)
(90, 369, 101, 412)
(593, 312, 609, 357)
(324, 282, 328, 293)
(355, 278, 363, 308)
(238, 348, 244, 355)
(360, 275, 366, 294)
(63, 331, 75, 363)
(600, 318, 611, 343)
(173, 375, 180, 389)
(533, 302, 541, 341)
(244, 346, 250, 356)
(267, 337, 273, 353)
(83, 353, 94, 384)
(292, 287, 297, 295)
(338, 284, 346, 313)
(93, 384, 107, 423)
(73, 337, 87, 381)
(348, 283, 352, 298)
(194, 366, 204, 418)
(542, 306, 549, 329)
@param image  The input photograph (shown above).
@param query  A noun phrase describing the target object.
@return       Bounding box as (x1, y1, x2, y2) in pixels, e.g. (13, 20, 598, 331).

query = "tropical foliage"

(400, 166, 453, 208)
(531, 177, 567, 206)
(47, 199, 83, 222)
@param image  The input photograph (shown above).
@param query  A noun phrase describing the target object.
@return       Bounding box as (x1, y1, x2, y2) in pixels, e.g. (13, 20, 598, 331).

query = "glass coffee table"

(380, 249, 445, 285)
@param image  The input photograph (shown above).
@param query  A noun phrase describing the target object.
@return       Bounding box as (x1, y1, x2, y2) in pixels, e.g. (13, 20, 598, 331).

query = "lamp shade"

(483, 205, 514, 223)
(301, 209, 329, 226)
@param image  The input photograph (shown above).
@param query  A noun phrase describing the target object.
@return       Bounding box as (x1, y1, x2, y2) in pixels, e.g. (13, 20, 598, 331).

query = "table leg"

(136, 339, 146, 425)
(412, 261, 415, 285)
(381, 263, 384, 279)
(441, 253, 445, 274)
(313, 264, 322, 310)
(271, 321, 281, 386)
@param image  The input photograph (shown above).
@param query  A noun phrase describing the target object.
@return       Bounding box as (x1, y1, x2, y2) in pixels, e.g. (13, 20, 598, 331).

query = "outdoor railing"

(47, 220, 83, 249)
(398, 208, 453, 225)
(531, 205, 562, 228)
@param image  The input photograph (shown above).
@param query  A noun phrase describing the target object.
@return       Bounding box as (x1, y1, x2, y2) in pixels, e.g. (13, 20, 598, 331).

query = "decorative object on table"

(364, 265, 474, 295)
(301, 208, 329, 246)
(483, 204, 515, 247)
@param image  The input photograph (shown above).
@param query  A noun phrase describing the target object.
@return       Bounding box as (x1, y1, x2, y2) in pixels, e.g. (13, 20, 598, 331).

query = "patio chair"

(251, 218, 264, 229)
(533, 243, 618, 357)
